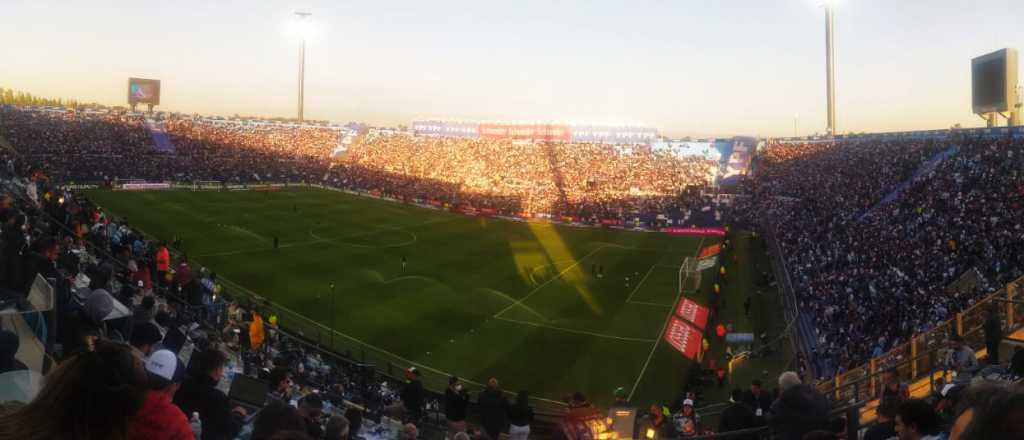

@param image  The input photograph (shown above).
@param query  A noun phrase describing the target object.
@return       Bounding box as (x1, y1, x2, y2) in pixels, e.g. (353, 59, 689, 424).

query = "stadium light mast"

(824, 1, 837, 136)
(294, 11, 313, 122)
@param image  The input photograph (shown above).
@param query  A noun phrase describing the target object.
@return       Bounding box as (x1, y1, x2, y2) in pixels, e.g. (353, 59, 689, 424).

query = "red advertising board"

(663, 227, 727, 236)
(698, 243, 722, 259)
(664, 316, 703, 361)
(675, 298, 709, 330)
(479, 123, 571, 142)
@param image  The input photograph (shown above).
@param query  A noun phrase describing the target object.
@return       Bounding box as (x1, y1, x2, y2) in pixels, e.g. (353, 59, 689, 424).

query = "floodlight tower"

(824, 1, 837, 136)
(294, 11, 313, 122)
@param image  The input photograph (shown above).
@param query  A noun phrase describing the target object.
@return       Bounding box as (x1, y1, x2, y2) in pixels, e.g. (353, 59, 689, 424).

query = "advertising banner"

(478, 123, 571, 142)
(696, 256, 718, 271)
(698, 243, 722, 259)
(663, 227, 727, 236)
(570, 125, 658, 144)
(664, 316, 703, 361)
(675, 298, 710, 331)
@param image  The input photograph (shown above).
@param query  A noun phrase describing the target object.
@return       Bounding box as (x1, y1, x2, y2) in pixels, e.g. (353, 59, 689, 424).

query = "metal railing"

(815, 276, 1024, 410)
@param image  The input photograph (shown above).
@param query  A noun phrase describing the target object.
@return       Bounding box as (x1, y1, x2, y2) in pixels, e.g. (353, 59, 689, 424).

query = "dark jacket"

(718, 402, 758, 440)
(400, 379, 425, 417)
(445, 387, 470, 421)
(477, 388, 510, 437)
(742, 390, 773, 414)
(984, 314, 1002, 346)
(508, 403, 534, 427)
(863, 420, 896, 440)
(173, 374, 243, 440)
(768, 384, 831, 440)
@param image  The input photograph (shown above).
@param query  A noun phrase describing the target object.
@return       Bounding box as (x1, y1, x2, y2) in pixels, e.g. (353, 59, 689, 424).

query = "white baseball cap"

(146, 349, 185, 383)
(683, 399, 694, 407)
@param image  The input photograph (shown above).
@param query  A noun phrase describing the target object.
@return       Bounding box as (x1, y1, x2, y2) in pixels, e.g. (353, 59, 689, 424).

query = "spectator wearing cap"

(477, 378, 509, 440)
(445, 376, 470, 437)
(767, 372, 830, 440)
(129, 321, 163, 359)
(671, 398, 700, 438)
(864, 398, 898, 440)
(399, 367, 424, 420)
(173, 348, 247, 440)
(894, 399, 942, 440)
(128, 349, 194, 440)
(719, 388, 758, 440)
(296, 394, 325, 439)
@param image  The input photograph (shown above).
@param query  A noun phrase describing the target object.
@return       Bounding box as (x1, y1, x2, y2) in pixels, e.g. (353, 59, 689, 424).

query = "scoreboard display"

(971, 49, 1018, 114)
(128, 78, 161, 106)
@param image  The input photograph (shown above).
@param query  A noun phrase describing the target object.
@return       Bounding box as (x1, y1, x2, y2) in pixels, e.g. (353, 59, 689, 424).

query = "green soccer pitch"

(84, 187, 741, 406)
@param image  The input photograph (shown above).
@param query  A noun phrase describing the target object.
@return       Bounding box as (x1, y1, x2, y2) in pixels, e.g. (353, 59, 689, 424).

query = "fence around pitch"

(816, 276, 1024, 407)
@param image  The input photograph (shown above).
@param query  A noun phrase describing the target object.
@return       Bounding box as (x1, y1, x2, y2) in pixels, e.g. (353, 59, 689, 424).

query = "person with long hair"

(0, 340, 146, 440)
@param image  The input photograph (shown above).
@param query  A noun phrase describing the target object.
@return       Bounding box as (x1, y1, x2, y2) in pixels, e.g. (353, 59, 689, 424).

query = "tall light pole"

(824, 2, 836, 136)
(295, 11, 312, 122)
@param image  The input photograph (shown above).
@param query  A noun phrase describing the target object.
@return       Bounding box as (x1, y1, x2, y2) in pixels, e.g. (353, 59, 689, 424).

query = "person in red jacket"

(128, 349, 195, 440)
(155, 242, 171, 288)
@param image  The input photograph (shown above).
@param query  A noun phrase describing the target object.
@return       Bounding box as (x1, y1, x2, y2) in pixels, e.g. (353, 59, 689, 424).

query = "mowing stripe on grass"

(492, 244, 608, 319)
(627, 236, 706, 401)
(493, 316, 656, 343)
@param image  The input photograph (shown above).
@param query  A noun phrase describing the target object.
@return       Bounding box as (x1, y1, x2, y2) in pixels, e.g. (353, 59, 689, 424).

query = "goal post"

(679, 256, 701, 295)
(191, 180, 224, 191)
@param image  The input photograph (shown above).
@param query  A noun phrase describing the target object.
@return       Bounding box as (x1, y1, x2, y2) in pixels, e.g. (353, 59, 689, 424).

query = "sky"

(1, 0, 1022, 137)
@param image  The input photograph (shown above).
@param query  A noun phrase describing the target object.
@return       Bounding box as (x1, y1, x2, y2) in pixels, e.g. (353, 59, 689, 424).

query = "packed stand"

(733, 136, 1024, 376)
(342, 135, 717, 218)
(1, 106, 718, 223)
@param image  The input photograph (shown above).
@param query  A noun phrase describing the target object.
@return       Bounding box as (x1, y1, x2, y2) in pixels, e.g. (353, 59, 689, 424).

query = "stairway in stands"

(144, 119, 175, 153)
(857, 144, 960, 221)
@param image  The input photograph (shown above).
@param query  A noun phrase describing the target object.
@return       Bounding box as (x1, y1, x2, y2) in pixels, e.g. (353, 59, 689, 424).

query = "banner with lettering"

(675, 298, 710, 330)
(664, 316, 703, 361)
(698, 243, 722, 259)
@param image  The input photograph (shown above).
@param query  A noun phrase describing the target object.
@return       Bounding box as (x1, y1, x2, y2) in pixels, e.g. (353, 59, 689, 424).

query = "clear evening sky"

(2, 0, 1021, 137)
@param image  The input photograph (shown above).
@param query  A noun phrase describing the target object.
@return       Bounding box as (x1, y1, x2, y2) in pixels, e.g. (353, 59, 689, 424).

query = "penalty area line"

(492, 244, 608, 319)
(493, 316, 656, 343)
(627, 236, 706, 401)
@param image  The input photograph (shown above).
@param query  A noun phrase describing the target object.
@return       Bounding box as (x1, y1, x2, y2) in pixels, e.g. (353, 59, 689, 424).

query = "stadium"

(1, 3, 1024, 440)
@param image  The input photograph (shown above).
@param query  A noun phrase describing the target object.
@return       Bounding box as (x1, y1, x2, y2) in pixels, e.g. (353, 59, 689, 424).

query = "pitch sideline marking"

(492, 244, 608, 319)
(493, 316, 656, 343)
(627, 236, 706, 401)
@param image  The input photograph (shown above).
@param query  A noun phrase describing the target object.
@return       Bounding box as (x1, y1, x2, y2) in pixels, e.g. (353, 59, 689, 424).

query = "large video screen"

(971, 49, 1017, 114)
(127, 78, 161, 106)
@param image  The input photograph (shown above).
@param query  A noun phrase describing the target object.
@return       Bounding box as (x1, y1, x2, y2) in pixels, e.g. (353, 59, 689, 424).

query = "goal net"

(191, 180, 223, 191)
(679, 257, 701, 294)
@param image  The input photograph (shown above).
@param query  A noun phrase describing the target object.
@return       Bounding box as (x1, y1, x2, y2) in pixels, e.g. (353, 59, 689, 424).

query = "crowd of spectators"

(341, 136, 716, 218)
(5, 103, 1024, 439)
(0, 107, 717, 221)
(732, 136, 1024, 376)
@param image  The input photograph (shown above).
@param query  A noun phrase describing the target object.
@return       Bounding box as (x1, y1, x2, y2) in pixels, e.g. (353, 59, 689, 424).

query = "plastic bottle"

(190, 412, 202, 439)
